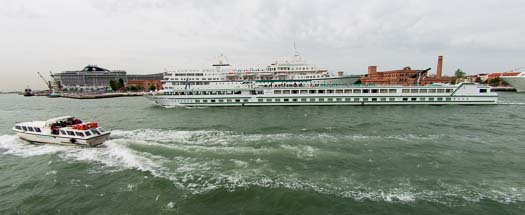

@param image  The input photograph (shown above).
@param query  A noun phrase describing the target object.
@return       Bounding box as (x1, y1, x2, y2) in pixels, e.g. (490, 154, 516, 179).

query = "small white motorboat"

(12, 116, 110, 147)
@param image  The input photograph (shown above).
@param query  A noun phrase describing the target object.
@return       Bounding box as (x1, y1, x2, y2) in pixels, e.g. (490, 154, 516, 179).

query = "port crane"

(37, 72, 53, 92)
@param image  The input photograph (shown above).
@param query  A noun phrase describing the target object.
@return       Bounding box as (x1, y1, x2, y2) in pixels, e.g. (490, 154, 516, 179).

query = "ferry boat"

(12, 116, 110, 147)
(148, 54, 498, 107)
(501, 72, 525, 92)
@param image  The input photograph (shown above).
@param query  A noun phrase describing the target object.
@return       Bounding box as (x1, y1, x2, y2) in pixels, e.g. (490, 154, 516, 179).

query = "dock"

(61, 92, 147, 99)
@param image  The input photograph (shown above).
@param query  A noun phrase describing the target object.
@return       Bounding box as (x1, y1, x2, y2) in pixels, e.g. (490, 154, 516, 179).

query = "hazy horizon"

(1, 0, 524, 91)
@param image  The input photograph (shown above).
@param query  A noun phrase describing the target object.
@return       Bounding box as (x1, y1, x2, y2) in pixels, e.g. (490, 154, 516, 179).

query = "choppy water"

(0, 93, 524, 214)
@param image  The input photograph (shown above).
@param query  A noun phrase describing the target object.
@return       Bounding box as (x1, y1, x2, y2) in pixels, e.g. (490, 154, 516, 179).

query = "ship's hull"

(501, 76, 525, 92)
(15, 132, 110, 147)
(148, 95, 497, 107)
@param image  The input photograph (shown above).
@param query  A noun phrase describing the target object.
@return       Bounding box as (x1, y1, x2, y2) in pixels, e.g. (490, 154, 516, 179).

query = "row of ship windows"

(274, 88, 454, 94)
(269, 67, 316, 71)
(168, 78, 221, 81)
(168, 97, 456, 103)
(15, 126, 42, 133)
(14, 126, 101, 137)
(164, 91, 243, 95)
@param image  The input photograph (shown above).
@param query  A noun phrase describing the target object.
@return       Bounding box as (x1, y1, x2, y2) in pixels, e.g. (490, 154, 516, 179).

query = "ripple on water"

(1, 132, 524, 205)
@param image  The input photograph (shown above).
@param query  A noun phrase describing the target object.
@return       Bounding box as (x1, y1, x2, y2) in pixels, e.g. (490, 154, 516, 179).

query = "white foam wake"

(1, 133, 523, 205)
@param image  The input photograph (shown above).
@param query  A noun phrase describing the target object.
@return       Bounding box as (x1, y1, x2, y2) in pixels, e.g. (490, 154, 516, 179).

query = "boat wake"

(1, 132, 523, 205)
(498, 102, 525, 105)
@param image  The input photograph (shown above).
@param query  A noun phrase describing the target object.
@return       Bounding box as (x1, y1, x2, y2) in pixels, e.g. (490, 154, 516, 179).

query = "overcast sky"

(1, 0, 524, 91)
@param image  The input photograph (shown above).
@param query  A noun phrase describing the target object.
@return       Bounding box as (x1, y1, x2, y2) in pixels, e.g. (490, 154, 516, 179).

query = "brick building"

(360, 56, 453, 86)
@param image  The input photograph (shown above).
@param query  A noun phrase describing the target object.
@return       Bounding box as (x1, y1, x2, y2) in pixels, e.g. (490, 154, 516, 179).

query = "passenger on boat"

(51, 124, 60, 135)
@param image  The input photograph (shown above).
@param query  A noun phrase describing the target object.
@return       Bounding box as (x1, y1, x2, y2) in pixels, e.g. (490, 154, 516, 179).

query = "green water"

(0, 93, 524, 214)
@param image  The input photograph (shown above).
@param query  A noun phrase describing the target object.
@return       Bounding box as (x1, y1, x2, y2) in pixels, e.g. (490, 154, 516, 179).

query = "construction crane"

(37, 72, 52, 91)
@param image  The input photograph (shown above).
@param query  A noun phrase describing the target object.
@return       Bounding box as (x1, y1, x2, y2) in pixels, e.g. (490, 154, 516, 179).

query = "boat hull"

(15, 132, 110, 147)
(501, 76, 525, 92)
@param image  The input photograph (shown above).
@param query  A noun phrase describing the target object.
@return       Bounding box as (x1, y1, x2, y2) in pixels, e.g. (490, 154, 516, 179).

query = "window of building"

(327, 90, 334, 93)
(411, 89, 418, 93)
(389, 98, 395, 101)
(275, 99, 281, 102)
(300, 90, 308, 94)
(363, 98, 369, 101)
(354, 98, 360, 102)
(243, 99, 248, 102)
(363, 89, 370, 93)
(85, 131, 92, 136)
(235, 99, 241, 102)
(402, 98, 408, 101)
(292, 98, 298, 102)
(381, 98, 387, 102)
(446, 98, 452, 101)
(437, 98, 443, 101)
(258, 99, 264, 102)
(292, 90, 299, 94)
(35, 128, 41, 133)
(76, 132, 85, 137)
(336, 98, 342, 102)
(15, 126, 21, 130)
(480, 89, 487, 93)
(429, 89, 436, 93)
(336, 89, 344, 94)
(371, 98, 378, 102)
(389, 89, 397, 93)
(353, 89, 361, 93)
(301, 98, 307, 102)
(60, 130, 66, 135)
(28, 127, 34, 132)
(371, 89, 378, 93)
(446, 89, 453, 93)
(67, 131, 75, 136)
(283, 90, 290, 94)
(411, 98, 417, 101)
(402, 89, 410, 93)
(309, 90, 316, 94)
(380, 89, 387, 93)
(437, 89, 445, 93)
(344, 89, 352, 94)
(318, 90, 325, 94)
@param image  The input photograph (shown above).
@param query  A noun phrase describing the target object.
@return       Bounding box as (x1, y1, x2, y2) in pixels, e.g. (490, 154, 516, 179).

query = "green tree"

(149, 85, 156, 91)
(455, 69, 466, 79)
(488, 77, 501, 87)
(117, 78, 125, 90)
(453, 69, 467, 84)
(109, 80, 117, 91)
(128, 85, 138, 92)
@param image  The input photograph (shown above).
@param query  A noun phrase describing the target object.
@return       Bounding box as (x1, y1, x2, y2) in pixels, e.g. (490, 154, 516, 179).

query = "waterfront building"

(361, 56, 453, 86)
(51, 65, 163, 92)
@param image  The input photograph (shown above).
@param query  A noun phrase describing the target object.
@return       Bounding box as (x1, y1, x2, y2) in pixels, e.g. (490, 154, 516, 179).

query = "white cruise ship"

(148, 54, 498, 107)
(501, 72, 525, 92)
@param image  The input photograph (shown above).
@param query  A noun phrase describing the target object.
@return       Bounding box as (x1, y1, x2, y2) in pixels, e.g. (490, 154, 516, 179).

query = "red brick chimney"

(436, 56, 443, 78)
(368, 66, 377, 76)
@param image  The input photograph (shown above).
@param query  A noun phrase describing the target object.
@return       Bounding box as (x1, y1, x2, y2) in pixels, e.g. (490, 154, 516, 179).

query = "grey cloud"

(0, 0, 524, 91)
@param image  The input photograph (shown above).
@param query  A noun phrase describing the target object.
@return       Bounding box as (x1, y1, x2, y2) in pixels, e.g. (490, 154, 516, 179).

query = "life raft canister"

(89, 122, 98, 129)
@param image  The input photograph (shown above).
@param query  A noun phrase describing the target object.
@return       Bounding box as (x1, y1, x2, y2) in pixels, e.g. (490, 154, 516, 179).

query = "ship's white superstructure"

(501, 72, 525, 92)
